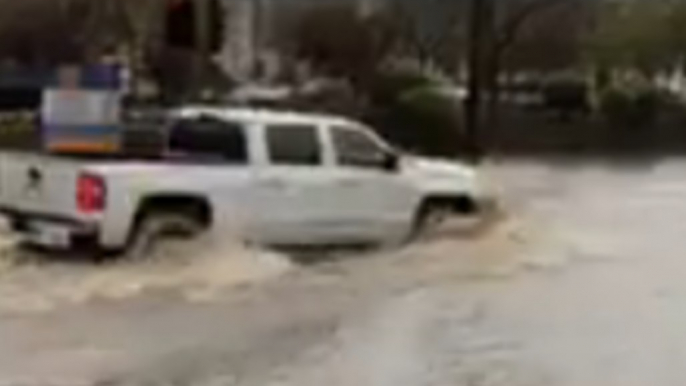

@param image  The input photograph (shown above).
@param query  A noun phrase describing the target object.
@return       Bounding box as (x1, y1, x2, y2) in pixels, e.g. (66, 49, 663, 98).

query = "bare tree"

(0, 0, 87, 65)
(115, 0, 166, 96)
(387, 0, 469, 71)
(289, 4, 400, 84)
(481, 0, 589, 138)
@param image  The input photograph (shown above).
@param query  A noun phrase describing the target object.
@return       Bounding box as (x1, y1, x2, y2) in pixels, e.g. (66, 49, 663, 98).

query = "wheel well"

(421, 195, 478, 215)
(135, 195, 213, 228)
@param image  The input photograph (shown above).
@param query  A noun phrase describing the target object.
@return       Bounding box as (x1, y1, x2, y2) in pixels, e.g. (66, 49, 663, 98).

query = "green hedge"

(393, 87, 464, 157)
(363, 69, 465, 157)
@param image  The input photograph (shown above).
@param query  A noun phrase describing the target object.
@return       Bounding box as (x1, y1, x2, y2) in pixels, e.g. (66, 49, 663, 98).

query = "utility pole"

(194, 0, 211, 99)
(465, 0, 494, 160)
(252, 0, 272, 81)
(253, 0, 264, 81)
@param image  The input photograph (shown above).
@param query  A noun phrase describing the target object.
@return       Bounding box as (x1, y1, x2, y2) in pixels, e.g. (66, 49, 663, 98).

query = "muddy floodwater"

(0, 234, 293, 314)
(2, 160, 686, 386)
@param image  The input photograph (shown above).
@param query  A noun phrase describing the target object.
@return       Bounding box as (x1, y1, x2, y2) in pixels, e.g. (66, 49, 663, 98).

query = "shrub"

(542, 78, 590, 116)
(366, 85, 464, 157)
(358, 68, 467, 157)
(366, 69, 440, 106)
(0, 111, 39, 150)
(286, 80, 365, 117)
(599, 87, 661, 129)
(291, 68, 465, 157)
(397, 87, 465, 156)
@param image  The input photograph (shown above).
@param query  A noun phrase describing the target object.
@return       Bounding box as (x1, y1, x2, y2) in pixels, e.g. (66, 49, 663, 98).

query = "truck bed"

(0, 152, 86, 220)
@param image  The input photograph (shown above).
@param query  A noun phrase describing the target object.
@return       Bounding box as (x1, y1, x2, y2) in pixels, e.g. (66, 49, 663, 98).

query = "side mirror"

(383, 152, 400, 172)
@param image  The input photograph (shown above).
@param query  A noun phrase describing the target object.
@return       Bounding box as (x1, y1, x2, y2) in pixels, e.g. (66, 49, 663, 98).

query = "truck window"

(168, 116, 247, 163)
(332, 127, 388, 169)
(266, 124, 321, 166)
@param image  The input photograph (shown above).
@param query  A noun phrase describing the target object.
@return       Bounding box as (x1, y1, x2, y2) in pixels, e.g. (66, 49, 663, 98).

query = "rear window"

(266, 124, 321, 166)
(168, 116, 248, 163)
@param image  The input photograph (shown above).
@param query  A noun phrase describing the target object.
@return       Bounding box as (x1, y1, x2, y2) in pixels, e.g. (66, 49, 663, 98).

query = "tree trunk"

(193, 0, 211, 99)
(483, 47, 502, 150)
(118, 0, 164, 101)
(464, 0, 494, 160)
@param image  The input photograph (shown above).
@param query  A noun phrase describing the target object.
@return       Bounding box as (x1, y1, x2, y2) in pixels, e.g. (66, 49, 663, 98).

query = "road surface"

(1, 160, 685, 385)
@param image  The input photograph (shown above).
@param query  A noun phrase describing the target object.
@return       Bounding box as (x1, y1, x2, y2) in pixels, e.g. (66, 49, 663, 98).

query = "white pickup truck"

(0, 107, 482, 255)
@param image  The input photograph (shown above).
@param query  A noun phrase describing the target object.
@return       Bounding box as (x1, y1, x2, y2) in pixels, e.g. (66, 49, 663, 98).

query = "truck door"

(326, 126, 418, 241)
(162, 115, 255, 241)
(252, 123, 342, 244)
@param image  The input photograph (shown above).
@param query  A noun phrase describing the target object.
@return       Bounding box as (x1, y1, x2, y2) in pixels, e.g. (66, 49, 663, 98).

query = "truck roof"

(172, 106, 360, 128)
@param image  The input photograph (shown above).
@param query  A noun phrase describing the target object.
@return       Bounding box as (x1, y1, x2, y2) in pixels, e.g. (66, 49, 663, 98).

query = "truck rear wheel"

(126, 211, 204, 259)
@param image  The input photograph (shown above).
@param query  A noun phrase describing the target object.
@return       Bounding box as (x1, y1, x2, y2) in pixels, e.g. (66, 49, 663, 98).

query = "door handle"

(337, 179, 362, 188)
(258, 178, 288, 189)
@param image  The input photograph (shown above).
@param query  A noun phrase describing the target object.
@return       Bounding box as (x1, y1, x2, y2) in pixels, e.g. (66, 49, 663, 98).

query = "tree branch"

(495, 0, 566, 53)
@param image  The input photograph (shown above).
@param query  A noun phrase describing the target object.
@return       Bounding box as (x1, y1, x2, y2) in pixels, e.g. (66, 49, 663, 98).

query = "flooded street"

(0, 235, 294, 314)
(1, 160, 686, 385)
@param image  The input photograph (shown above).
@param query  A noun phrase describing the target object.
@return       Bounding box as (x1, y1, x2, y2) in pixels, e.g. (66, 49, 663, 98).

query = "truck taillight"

(77, 174, 106, 213)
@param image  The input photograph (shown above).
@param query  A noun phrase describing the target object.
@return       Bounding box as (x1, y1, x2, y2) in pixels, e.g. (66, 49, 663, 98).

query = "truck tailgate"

(0, 152, 83, 219)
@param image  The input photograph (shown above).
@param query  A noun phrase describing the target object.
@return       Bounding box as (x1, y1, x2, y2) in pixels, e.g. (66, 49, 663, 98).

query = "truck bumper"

(0, 208, 99, 250)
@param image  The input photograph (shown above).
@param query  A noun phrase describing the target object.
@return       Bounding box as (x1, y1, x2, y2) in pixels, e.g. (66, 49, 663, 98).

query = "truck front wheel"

(408, 196, 478, 242)
(410, 202, 452, 241)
